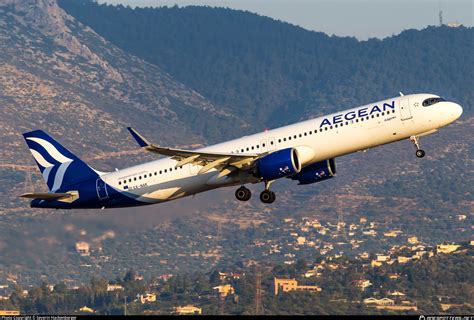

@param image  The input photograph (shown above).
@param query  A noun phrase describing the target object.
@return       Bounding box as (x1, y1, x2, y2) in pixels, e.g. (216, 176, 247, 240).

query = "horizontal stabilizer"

(19, 191, 79, 202)
(20, 192, 70, 199)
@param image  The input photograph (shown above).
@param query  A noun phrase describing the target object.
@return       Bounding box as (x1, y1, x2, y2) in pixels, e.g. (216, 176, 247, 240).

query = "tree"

(123, 269, 138, 283)
(209, 270, 221, 286)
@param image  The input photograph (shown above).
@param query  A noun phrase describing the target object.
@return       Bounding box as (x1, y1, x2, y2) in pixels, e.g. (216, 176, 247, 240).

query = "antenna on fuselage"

(399, 92, 404, 96)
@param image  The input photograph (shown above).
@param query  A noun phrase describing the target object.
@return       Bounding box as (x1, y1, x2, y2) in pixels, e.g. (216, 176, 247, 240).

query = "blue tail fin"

(23, 130, 100, 192)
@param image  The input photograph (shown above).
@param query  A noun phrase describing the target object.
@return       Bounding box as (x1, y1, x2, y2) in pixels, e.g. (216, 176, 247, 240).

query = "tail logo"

(26, 137, 73, 191)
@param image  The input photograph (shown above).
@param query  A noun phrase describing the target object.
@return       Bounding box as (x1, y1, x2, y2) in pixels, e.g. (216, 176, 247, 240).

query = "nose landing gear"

(415, 149, 425, 158)
(410, 135, 425, 158)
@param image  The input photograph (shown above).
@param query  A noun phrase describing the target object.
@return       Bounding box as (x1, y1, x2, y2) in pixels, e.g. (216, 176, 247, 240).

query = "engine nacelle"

(291, 158, 336, 185)
(293, 145, 316, 166)
(256, 148, 301, 180)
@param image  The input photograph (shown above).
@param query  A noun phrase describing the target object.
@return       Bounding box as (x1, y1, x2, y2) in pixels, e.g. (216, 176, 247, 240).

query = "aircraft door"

(96, 178, 109, 200)
(399, 98, 412, 120)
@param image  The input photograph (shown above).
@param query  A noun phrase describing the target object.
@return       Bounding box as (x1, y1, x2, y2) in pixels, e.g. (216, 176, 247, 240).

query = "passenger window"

(270, 141, 274, 145)
(325, 127, 328, 131)
(304, 132, 307, 136)
(289, 137, 292, 140)
(160, 170, 162, 174)
(299, 134, 302, 138)
(118, 181, 121, 185)
(134, 177, 137, 181)
(251, 146, 254, 150)
(382, 112, 385, 116)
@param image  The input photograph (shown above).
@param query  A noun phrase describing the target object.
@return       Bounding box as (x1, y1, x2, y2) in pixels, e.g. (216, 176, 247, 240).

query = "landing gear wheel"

(410, 136, 425, 159)
(269, 191, 276, 203)
(235, 186, 251, 201)
(260, 190, 276, 204)
(416, 149, 425, 158)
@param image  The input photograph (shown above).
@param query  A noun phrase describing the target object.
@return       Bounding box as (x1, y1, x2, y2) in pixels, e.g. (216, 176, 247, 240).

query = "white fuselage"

(102, 93, 463, 204)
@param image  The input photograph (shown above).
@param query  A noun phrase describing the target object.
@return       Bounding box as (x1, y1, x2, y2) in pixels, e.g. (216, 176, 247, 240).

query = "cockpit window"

(422, 97, 446, 107)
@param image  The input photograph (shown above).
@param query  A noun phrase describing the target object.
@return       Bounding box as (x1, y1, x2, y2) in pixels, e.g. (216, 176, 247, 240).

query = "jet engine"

(256, 148, 301, 180)
(290, 158, 336, 185)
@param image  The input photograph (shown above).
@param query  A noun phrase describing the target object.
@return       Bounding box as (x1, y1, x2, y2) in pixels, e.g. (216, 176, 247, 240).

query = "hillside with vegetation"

(59, 0, 473, 128)
(0, 243, 472, 314)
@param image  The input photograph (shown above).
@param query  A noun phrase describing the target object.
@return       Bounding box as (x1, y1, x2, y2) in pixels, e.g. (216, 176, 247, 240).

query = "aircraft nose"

(451, 102, 463, 120)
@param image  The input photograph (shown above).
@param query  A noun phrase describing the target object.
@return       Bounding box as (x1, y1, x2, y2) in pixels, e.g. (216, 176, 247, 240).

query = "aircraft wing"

(127, 127, 263, 174)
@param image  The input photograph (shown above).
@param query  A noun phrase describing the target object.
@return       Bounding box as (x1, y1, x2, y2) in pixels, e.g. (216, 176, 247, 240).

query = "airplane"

(20, 93, 463, 209)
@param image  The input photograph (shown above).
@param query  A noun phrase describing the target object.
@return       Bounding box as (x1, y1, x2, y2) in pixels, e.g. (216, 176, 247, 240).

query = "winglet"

(127, 127, 151, 147)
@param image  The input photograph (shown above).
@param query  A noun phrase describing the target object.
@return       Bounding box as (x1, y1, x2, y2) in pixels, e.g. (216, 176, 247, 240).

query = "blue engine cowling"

(291, 158, 336, 185)
(256, 148, 301, 180)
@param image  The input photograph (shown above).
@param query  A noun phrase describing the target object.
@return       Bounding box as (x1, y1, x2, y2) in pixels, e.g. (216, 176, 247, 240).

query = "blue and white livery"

(20, 93, 463, 208)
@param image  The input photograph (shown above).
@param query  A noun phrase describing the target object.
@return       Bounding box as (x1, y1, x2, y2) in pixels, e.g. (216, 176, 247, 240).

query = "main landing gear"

(259, 180, 276, 204)
(235, 186, 251, 201)
(260, 189, 276, 204)
(410, 135, 425, 158)
(235, 181, 276, 204)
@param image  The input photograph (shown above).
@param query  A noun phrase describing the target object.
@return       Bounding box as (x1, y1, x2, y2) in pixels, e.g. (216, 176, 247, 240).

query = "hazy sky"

(99, 0, 473, 40)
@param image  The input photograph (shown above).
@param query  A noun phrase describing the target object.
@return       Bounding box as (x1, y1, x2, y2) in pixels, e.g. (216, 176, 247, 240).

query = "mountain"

(0, 0, 247, 170)
(58, 0, 473, 128)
